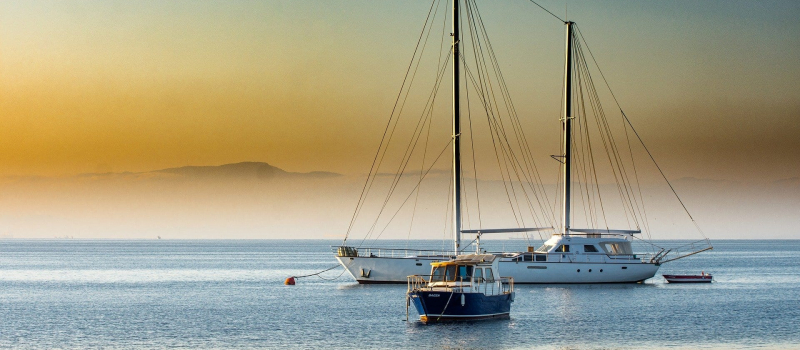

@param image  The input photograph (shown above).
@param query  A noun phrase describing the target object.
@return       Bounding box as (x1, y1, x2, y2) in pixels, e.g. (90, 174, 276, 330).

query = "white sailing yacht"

(335, 1, 710, 284)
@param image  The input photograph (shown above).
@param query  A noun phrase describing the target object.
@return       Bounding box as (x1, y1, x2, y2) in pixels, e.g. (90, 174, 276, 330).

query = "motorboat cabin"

(407, 254, 514, 323)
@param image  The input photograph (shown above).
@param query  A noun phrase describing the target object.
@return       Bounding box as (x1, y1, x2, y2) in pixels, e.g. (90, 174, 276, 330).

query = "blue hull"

(408, 291, 513, 323)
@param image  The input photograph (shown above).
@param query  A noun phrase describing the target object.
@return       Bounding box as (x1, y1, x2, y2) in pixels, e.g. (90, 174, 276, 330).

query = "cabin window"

(584, 245, 599, 253)
(431, 267, 445, 282)
(555, 245, 570, 253)
(535, 254, 547, 262)
(445, 265, 457, 281)
(485, 268, 494, 282)
(522, 253, 534, 262)
(536, 244, 554, 253)
(457, 265, 473, 281)
(473, 268, 483, 282)
(602, 242, 633, 255)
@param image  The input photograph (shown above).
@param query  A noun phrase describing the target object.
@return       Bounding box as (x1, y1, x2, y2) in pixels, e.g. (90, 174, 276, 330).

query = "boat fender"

(284, 277, 296, 285)
(460, 294, 465, 306)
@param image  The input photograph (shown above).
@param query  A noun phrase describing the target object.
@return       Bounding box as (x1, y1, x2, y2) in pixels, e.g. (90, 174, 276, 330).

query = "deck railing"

(407, 275, 513, 296)
(334, 245, 454, 259)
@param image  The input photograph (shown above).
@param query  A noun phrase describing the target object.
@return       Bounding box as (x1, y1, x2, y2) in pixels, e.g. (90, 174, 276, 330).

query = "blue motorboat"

(407, 254, 514, 323)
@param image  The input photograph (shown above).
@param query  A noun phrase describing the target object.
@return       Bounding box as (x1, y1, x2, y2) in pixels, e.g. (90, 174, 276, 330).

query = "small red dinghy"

(663, 272, 713, 283)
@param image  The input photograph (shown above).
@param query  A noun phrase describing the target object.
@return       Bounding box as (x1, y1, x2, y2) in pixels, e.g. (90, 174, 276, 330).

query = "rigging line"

(554, 31, 567, 231)
(575, 25, 701, 240)
(460, 13, 483, 230)
(574, 38, 640, 229)
(408, 0, 449, 246)
(576, 44, 607, 230)
(525, 0, 566, 23)
(472, 1, 556, 229)
(574, 44, 621, 230)
(292, 264, 341, 279)
(622, 108, 708, 239)
(573, 67, 600, 229)
(466, 61, 484, 231)
(373, 140, 454, 241)
(443, 157, 455, 251)
(573, 81, 595, 228)
(464, 6, 533, 229)
(576, 27, 690, 235)
(459, 53, 527, 228)
(407, 94, 437, 244)
(464, 0, 533, 230)
(458, 0, 473, 233)
(468, 1, 554, 233)
(576, 38, 649, 234)
(458, 14, 524, 228)
(344, 0, 441, 244)
(581, 56, 641, 230)
(621, 115, 653, 235)
(373, 0, 448, 215)
(573, 28, 640, 220)
(622, 119, 655, 249)
(459, 51, 545, 232)
(361, 52, 453, 245)
(571, 111, 592, 228)
(362, 9, 451, 248)
(359, 53, 452, 246)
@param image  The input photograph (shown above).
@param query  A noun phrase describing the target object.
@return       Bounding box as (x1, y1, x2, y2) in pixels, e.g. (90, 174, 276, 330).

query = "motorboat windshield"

(430, 264, 474, 283)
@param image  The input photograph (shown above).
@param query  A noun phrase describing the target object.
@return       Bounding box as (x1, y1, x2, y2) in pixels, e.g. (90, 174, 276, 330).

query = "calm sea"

(0, 239, 798, 349)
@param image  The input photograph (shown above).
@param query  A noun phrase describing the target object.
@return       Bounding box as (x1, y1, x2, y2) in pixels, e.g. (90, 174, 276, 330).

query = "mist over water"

(1, 239, 798, 349)
(1, 167, 797, 240)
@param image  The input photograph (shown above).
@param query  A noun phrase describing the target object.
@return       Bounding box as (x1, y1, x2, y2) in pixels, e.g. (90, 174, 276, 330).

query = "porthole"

(600, 269, 603, 272)
(588, 269, 592, 272)
(577, 269, 580, 272)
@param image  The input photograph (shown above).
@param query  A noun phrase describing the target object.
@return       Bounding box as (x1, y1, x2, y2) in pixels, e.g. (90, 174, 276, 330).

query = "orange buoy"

(284, 277, 296, 285)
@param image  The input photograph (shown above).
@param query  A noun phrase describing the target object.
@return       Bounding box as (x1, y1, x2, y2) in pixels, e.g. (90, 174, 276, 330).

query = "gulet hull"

(336, 255, 659, 284)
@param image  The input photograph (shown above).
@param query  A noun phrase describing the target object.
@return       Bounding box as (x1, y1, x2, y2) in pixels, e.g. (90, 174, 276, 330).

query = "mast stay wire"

(472, 0, 557, 224)
(574, 25, 708, 240)
(576, 37, 643, 231)
(462, 0, 557, 238)
(373, 140, 455, 241)
(408, 0, 452, 246)
(573, 37, 637, 232)
(356, 1, 455, 246)
(459, 4, 526, 231)
(463, 8, 529, 231)
(574, 26, 653, 241)
(360, 50, 453, 246)
(461, 0, 535, 243)
(526, 0, 566, 23)
(470, 0, 558, 235)
(344, 0, 442, 245)
(360, 3, 451, 245)
(459, 53, 547, 235)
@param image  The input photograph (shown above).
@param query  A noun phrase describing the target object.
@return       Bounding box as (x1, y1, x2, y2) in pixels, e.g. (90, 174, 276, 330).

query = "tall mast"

(561, 21, 573, 236)
(452, 0, 462, 254)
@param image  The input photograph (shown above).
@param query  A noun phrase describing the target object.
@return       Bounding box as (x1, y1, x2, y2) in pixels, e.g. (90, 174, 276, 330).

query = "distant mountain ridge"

(79, 162, 341, 180)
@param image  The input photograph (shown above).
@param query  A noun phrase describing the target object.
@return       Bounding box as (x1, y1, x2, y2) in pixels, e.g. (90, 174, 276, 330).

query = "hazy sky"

(1, 0, 799, 182)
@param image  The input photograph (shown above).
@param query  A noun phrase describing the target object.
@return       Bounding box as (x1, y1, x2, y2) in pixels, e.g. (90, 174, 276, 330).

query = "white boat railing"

(407, 275, 513, 296)
(335, 246, 454, 259)
(502, 251, 657, 263)
(655, 239, 714, 264)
